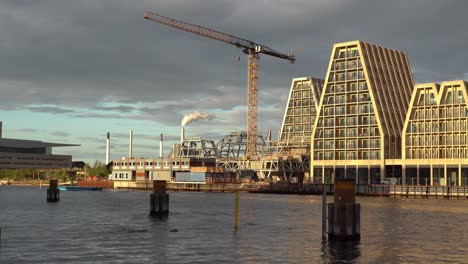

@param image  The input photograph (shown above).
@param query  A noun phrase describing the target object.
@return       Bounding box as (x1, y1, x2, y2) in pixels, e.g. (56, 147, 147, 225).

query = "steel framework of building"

(175, 137, 218, 159)
(216, 154, 309, 182)
(216, 131, 266, 158)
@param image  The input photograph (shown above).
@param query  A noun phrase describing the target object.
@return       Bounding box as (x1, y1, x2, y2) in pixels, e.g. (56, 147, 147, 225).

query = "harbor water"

(0, 186, 467, 263)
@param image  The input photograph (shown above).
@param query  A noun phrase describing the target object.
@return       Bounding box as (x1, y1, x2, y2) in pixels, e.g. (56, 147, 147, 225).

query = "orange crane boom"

(144, 10, 295, 158)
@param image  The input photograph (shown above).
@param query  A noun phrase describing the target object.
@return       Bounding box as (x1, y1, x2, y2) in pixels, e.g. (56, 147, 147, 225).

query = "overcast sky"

(1, 0, 467, 163)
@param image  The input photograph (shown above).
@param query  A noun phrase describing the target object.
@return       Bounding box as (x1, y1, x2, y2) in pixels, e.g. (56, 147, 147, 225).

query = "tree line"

(0, 160, 110, 181)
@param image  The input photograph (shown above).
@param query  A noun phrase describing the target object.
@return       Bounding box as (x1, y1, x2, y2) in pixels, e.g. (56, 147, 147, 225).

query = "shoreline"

(3, 180, 468, 199)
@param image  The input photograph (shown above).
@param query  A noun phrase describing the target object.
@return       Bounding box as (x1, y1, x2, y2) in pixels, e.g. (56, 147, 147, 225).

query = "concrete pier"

(47, 179, 60, 202)
(149, 180, 169, 217)
(327, 179, 360, 240)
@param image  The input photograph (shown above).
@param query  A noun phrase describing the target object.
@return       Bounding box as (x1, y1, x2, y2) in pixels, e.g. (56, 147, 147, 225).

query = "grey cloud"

(2, 0, 468, 162)
(78, 136, 103, 143)
(24, 106, 75, 114)
(13, 128, 38, 133)
(72, 112, 123, 119)
(94, 105, 136, 113)
(49, 131, 70, 137)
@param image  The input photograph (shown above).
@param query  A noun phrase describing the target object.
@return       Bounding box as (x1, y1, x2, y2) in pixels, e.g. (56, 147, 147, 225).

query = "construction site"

(110, 11, 468, 188)
(108, 10, 320, 185)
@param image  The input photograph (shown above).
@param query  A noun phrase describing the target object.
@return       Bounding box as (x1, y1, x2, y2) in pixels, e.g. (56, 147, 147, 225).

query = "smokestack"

(106, 132, 110, 164)
(267, 129, 272, 148)
(129, 129, 133, 158)
(159, 133, 163, 159)
(180, 127, 185, 144)
(0, 121, 2, 138)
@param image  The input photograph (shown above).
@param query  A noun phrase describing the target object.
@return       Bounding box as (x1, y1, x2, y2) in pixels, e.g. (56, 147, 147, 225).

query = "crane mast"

(144, 10, 295, 158)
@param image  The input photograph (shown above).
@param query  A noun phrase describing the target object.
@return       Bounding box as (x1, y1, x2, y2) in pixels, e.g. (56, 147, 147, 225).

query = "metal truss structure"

(217, 131, 266, 158)
(217, 154, 310, 182)
(176, 137, 218, 159)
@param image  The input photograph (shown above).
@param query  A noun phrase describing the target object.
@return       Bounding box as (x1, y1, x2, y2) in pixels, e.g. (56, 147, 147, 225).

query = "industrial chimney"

(180, 127, 185, 144)
(129, 129, 133, 158)
(106, 132, 110, 164)
(159, 133, 163, 159)
(267, 129, 272, 148)
(0, 121, 2, 138)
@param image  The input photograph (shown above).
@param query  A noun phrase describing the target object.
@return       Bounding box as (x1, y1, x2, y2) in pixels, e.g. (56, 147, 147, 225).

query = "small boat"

(58, 186, 103, 191)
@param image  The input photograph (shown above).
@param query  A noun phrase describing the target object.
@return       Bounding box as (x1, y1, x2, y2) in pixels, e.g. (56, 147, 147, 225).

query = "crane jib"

(144, 10, 294, 61)
(144, 9, 295, 158)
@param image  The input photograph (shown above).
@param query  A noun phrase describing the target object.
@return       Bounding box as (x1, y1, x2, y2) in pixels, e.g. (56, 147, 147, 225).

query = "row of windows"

(335, 48, 360, 59)
(314, 127, 380, 138)
(323, 104, 375, 116)
(415, 89, 465, 106)
(285, 116, 315, 124)
(283, 125, 312, 133)
(324, 93, 370, 105)
(288, 99, 315, 107)
(327, 82, 368, 94)
(406, 134, 468, 146)
(314, 150, 381, 160)
(286, 107, 315, 115)
(319, 116, 377, 127)
(406, 147, 468, 159)
(329, 70, 365, 82)
(315, 139, 380, 149)
(407, 120, 468, 133)
(291, 89, 313, 99)
(116, 161, 189, 167)
(280, 134, 311, 143)
(114, 172, 129, 179)
(333, 59, 362, 71)
(411, 107, 468, 119)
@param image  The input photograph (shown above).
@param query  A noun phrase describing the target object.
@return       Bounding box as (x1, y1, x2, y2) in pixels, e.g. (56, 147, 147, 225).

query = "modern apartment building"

(310, 40, 414, 184)
(402, 80, 468, 186)
(278, 77, 324, 154)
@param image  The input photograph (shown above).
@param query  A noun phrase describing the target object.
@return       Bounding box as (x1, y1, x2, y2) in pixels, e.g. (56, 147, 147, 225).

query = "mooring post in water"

(234, 191, 239, 231)
(328, 178, 360, 240)
(149, 180, 169, 216)
(322, 185, 327, 240)
(47, 179, 60, 202)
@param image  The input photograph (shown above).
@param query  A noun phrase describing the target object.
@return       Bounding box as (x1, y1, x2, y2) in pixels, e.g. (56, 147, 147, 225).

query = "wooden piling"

(149, 180, 169, 217)
(322, 186, 327, 240)
(234, 191, 239, 231)
(327, 179, 360, 241)
(47, 179, 60, 202)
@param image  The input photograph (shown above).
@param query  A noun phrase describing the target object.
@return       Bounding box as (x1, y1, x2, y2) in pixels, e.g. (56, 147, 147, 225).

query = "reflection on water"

(322, 240, 361, 263)
(0, 186, 467, 263)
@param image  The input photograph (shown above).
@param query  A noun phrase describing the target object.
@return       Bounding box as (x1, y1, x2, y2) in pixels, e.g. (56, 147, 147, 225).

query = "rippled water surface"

(0, 186, 467, 263)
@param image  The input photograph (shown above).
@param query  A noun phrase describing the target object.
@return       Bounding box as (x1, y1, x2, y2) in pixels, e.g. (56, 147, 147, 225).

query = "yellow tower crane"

(144, 10, 295, 158)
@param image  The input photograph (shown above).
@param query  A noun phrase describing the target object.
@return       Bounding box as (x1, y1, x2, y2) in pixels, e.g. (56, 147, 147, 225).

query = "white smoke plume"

(181, 111, 215, 127)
